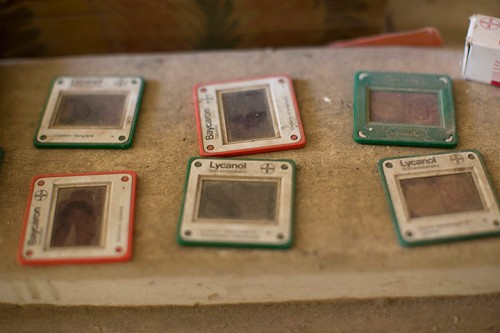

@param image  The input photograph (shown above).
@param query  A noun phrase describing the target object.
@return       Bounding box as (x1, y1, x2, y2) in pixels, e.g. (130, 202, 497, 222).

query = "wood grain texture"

(0, 0, 387, 57)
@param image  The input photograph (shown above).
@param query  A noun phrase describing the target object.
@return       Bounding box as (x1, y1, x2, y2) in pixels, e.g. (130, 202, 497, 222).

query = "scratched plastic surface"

(50, 186, 107, 248)
(369, 90, 441, 126)
(399, 172, 484, 218)
(51, 94, 128, 128)
(220, 88, 276, 142)
(197, 179, 278, 222)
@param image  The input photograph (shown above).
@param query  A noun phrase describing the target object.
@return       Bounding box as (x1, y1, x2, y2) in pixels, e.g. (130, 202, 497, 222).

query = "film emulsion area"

(50, 185, 107, 248)
(399, 172, 484, 218)
(219, 88, 277, 143)
(51, 94, 127, 129)
(369, 91, 441, 126)
(197, 179, 278, 222)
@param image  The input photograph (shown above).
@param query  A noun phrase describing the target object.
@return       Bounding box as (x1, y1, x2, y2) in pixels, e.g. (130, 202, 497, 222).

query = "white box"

(462, 14, 500, 86)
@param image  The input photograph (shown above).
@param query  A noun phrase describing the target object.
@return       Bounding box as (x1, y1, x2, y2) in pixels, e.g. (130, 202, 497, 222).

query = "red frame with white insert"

(18, 171, 137, 265)
(194, 75, 306, 157)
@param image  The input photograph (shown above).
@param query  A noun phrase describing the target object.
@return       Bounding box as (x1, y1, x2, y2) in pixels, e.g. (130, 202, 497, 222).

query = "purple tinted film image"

(220, 88, 276, 142)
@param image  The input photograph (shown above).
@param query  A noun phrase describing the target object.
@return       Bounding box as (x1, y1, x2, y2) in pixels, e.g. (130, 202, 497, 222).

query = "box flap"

(467, 14, 500, 50)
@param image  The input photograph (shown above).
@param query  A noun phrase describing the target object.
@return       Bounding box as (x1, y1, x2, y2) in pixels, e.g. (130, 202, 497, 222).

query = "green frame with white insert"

(378, 150, 500, 247)
(34, 76, 145, 149)
(177, 157, 296, 249)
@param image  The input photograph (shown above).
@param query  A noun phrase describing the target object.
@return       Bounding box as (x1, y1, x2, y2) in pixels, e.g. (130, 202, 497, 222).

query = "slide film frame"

(378, 150, 500, 246)
(354, 71, 457, 148)
(177, 157, 296, 248)
(18, 171, 137, 265)
(194, 75, 306, 157)
(34, 76, 145, 149)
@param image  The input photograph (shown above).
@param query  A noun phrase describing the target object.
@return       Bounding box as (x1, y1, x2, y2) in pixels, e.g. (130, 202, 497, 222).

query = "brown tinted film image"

(369, 90, 440, 126)
(400, 172, 484, 218)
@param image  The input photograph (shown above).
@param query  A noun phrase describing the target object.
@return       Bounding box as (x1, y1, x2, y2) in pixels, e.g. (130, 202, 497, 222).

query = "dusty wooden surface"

(0, 47, 499, 330)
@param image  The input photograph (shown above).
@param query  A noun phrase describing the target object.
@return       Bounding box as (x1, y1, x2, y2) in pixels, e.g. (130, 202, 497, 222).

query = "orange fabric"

(329, 27, 442, 47)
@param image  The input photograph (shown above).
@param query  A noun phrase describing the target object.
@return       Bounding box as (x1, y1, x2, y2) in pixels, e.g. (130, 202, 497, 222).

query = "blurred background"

(0, 0, 498, 59)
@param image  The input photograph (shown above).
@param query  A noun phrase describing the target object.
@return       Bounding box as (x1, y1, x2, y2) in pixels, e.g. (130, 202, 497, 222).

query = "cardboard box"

(462, 14, 500, 86)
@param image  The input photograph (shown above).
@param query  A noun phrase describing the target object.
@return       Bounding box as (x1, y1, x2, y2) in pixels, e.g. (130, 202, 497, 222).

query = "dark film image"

(50, 93, 128, 128)
(198, 179, 278, 222)
(400, 172, 484, 218)
(369, 90, 441, 126)
(220, 88, 276, 142)
(50, 186, 107, 248)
